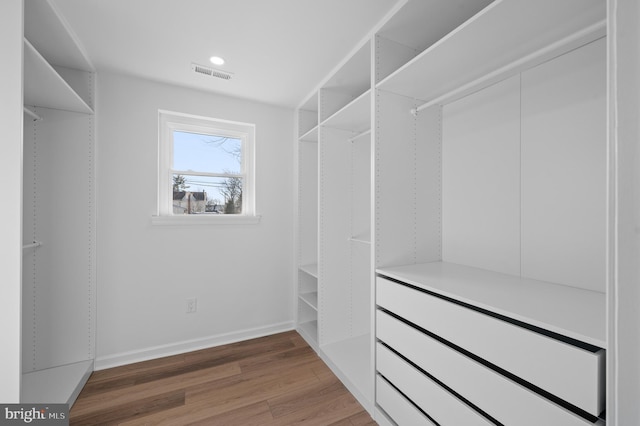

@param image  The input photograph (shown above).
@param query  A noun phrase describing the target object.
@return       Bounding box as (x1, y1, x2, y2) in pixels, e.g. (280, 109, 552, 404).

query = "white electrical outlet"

(186, 298, 197, 313)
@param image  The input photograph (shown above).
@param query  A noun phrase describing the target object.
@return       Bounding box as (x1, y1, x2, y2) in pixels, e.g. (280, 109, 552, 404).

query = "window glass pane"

(172, 174, 243, 214)
(173, 131, 242, 174)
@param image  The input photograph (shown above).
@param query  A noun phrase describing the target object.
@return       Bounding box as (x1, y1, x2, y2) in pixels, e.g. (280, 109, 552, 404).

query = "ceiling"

(52, 0, 400, 108)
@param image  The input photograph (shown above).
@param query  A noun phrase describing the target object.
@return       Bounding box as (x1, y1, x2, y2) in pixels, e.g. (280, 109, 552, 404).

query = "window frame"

(154, 110, 258, 225)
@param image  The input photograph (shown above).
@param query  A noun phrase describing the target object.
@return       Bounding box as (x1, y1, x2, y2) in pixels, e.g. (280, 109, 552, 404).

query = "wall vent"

(191, 63, 233, 80)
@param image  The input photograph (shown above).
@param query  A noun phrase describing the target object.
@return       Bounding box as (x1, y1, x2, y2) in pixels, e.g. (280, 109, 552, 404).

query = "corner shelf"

(378, 0, 606, 106)
(24, 38, 93, 114)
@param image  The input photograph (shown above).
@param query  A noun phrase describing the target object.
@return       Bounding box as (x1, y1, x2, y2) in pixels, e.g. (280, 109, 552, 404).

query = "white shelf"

(299, 292, 318, 311)
(24, 0, 93, 72)
(22, 360, 93, 406)
(322, 40, 371, 97)
(319, 40, 371, 122)
(298, 320, 318, 343)
(299, 125, 319, 142)
(24, 38, 93, 114)
(321, 334, 372, 405)
(377, 0, 493, 54)
(299, 263, 318, 279)
(377, 0, 606, 105)
(377, 261, 606, 348)
(374, 0, 494, 84)
(322, 90, 371, 134)
(298, 103, 318, 138)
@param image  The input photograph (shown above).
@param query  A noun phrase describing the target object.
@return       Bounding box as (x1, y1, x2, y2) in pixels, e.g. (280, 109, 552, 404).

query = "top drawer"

(376, 276, 605, 416)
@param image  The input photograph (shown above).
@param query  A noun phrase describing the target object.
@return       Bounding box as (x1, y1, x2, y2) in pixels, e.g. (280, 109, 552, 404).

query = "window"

(155, 110, 257, 224)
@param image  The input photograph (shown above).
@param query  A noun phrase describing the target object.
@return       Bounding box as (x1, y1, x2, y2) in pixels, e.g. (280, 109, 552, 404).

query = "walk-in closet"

(0, 0, 638, 424)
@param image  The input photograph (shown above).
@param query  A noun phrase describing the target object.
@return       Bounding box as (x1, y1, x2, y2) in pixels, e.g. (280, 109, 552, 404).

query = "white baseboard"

(94, 321, 295, 370)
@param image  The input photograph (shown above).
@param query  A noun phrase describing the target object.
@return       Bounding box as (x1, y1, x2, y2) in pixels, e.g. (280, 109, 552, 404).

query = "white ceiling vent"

(191, 63, 233, 80)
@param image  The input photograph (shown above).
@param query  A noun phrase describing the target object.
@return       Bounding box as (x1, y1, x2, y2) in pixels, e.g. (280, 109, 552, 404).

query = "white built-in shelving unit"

(21, 0, 96, 407)
(374, 0, 607, 424)
(297, 91, 319, 345)
(296, 38, 375, 409)
(297, 0, 613, 424)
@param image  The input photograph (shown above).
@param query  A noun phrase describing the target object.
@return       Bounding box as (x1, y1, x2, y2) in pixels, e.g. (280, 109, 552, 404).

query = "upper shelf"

(377, 0, 606, 106)
(24, 38, 94, 114)
(299, 126, 319, 143)
(322, 90, 371, 134)
(320, 40, 371, 122)
(377, 0, 493, 53)
(322, 40, 371, 97)
(24, 0, 94, 72)
(375, 0, 493, 84)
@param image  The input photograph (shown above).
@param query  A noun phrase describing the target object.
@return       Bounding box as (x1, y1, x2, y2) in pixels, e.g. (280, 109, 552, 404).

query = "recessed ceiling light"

(209, 56, 225, 66)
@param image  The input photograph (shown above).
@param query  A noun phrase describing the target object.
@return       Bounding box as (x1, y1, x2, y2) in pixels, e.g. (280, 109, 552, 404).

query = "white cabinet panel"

(442, 75, 521, 276)
(377, 310, 601, 426)
(377, 277, 605, 416)
(521, 37, 607, 292)
(376, 375, 436, 426)
(377, 343, 493, 425)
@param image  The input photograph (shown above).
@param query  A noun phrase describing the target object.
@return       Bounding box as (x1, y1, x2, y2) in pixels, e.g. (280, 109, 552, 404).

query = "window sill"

(151, 214, 262, 226)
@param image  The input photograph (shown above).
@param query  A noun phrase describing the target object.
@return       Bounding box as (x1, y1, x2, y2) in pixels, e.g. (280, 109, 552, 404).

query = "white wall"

(0, 0, 23, 403)
(95, 71, 295, 368)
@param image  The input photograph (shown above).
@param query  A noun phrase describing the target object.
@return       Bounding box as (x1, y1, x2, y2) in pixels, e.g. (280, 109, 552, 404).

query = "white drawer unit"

(376, 309, 605, 425)
(377, 276, 605, 416)
(377, 343, 495, 425)
(376, 375, 437, 426)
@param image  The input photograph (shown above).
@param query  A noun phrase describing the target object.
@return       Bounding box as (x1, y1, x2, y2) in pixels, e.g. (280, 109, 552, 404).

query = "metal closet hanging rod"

(348, 129, 371, 143)
(23, 106, 43, 121)
(22, 241, 43, 250)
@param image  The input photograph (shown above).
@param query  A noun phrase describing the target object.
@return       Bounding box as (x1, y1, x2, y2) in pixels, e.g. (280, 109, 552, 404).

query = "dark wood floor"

(70, 331, 376, 425)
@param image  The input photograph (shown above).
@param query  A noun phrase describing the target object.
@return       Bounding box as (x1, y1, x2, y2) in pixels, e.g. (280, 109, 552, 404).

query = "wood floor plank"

(329, 410, 379, 426)
(70, 331, 376, 425)
(265, 392, 364, 426)
(267, 376, 346, 418)
(184, 401, 274, 426)
(238, 344, 317, 374)
(87, 353, 186, 384)
(85, 339, 295, 396)
(186, 363, 321, 406)
(120, 360, 324, 425)
(71, 390, 185, 425)
(71, 362, 240, 417)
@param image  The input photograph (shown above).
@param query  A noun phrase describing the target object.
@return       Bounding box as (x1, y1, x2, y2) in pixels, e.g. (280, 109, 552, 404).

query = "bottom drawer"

(376, 375, 436, 426)
(377, 343, 494, 425)
(377, 310, 604, 426)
